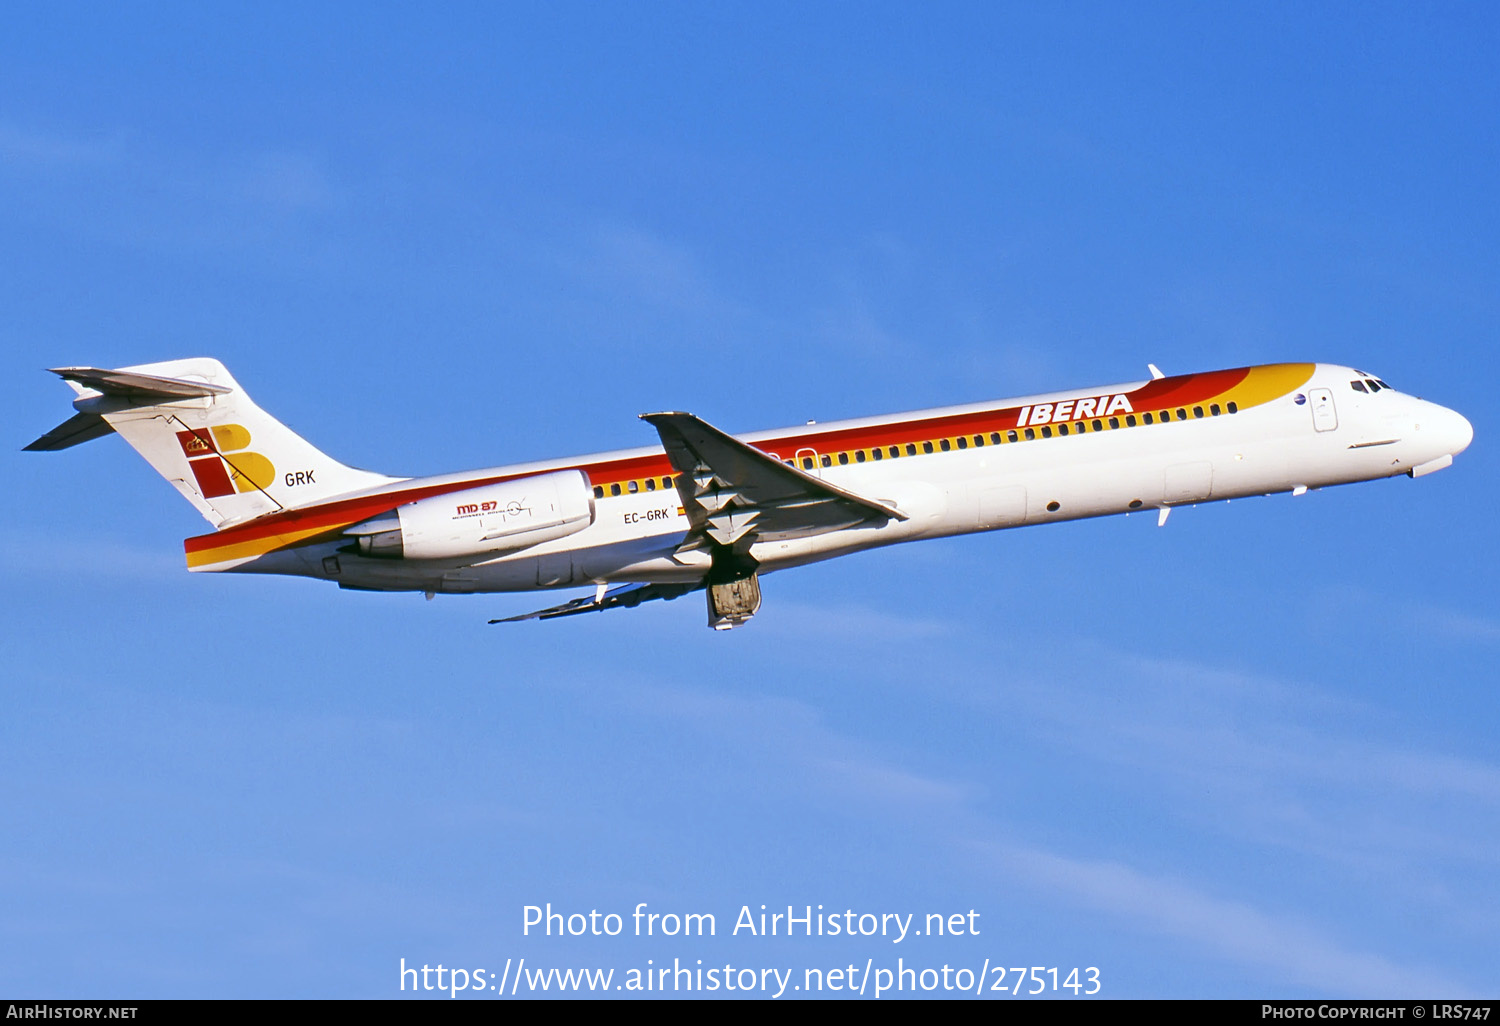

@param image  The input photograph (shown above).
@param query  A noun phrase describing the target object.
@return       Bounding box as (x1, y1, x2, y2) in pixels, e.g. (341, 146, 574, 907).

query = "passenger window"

(855, 449, 866, 462)
(991, 432, 1002, 445)
(628, 480, 639, 493)
(821, 454, 832, 467)
(1193, 406, 1203, 418)
(1109, 417, 1119, 429)
(1092, 419, 1103, 431)
(593, 486, 604, 498)
(1209, 404, 1220, 416)
(1227, 402, 1238, 413)
(838, 452, 849, 465)
(906, 444, 917, 456)
(1007, 430, 1019, 443)
(1176, 408, 1187, 420)
(663, 477, 673, 488)
(1057, 423, 1070, 436)
(922, 441, 934, 454)
(973, 434, 984, 447)
(1143, 412, 1154, 425)
(939, 438, 951, 451)
(1041, 426, 1053, 438)
(872, 447, 883, 460)
(802, 457, 815, 470)
(610, 483, 621, 496)
(1023, 428, 1035, 440)
(646, 477, 656, 491)
(1126, 415, 1137, 427)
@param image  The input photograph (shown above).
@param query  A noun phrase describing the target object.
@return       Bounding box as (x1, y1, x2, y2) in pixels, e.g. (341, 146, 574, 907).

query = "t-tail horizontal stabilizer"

(24, 366, 232, 452)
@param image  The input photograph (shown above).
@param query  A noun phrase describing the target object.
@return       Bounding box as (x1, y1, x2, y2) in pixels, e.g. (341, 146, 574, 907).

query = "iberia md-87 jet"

(29, 359, 1472, 629)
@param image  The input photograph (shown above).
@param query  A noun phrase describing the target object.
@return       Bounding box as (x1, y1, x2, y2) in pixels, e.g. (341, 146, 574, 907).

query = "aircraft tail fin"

(27, 358, 398, 526)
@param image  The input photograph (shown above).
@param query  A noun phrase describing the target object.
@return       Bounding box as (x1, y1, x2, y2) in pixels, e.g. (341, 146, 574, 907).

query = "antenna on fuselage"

(1147, 363, 1165, 380)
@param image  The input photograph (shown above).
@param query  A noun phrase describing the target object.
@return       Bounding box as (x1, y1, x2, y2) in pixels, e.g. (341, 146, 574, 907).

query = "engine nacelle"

(347, 470, 594, 561)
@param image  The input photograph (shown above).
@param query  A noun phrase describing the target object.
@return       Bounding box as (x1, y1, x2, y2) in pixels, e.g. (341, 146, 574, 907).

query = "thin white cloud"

(0, 530, 181, 580)
(0, 122, 125, 168)
(979, 840, 1470, 996)
(570, 223, 737, 317)
(810, 725, 1481, 995)
(1311, 583, 1500, 647)
(933, 640, 1500, 874)
(813, 756, 974, 807)
(0, 119, 343, 263)
(608, 674, 1481, 995)
(758, 599, 953, 643)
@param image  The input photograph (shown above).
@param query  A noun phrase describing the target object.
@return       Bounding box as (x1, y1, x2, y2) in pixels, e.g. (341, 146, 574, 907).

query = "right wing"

(641, 410, 907, 549)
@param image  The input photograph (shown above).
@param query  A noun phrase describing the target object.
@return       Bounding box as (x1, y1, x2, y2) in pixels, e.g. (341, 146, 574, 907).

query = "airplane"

(28, 358, 1472, 630)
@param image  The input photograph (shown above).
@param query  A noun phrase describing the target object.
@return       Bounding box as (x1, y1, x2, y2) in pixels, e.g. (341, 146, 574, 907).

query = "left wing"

(640, 411, 907, 549)
(489, 581, 701, 623)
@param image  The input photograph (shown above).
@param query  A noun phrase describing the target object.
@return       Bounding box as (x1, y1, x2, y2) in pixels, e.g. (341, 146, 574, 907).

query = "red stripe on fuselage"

(184, 366, 1260, 560)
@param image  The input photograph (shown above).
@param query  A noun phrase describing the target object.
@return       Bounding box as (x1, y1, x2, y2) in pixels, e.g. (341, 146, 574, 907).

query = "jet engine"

(346, 470, 594, 560)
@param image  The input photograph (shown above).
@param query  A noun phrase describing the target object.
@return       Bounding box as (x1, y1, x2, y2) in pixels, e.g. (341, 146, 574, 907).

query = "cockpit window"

(1375, 379, 1392, 390)
(1350, 380, 1368, 393)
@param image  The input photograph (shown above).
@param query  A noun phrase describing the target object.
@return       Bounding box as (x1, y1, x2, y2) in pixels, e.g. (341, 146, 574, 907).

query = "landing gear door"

(1309, 388, 1338, 432)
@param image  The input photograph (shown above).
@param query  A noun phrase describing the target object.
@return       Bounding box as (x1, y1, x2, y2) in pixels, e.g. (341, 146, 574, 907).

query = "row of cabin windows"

(594, 475, 677, 499)
(589, 401, 1240, 498)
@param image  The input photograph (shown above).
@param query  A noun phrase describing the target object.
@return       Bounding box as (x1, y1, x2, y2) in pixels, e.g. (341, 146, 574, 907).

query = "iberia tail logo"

(176, 425, 275, 499)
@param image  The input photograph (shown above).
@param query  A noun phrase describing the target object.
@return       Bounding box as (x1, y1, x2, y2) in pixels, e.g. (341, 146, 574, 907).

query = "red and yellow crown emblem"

(175, 425, 275, 499)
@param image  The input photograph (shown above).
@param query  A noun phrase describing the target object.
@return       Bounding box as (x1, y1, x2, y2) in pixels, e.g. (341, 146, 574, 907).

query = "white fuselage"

(217, 362, 1471, 596)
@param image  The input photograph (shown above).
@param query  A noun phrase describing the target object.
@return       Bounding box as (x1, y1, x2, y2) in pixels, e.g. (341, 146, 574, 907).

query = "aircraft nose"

(1436, 404, 1474, 457)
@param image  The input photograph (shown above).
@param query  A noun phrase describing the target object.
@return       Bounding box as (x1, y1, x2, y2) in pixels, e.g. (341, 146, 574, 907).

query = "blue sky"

(3, 2, 1497, 999)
